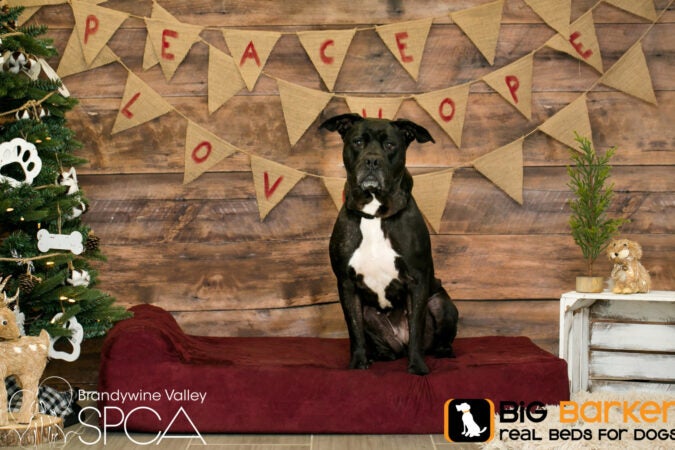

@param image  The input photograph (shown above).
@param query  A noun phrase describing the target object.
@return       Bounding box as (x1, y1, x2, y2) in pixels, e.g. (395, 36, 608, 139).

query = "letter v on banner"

(111, 73, 174, 134)
(250, 156, 305, 220)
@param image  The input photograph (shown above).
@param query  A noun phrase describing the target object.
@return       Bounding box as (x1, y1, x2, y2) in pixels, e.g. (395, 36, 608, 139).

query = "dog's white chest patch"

(348, 199, 399, 309)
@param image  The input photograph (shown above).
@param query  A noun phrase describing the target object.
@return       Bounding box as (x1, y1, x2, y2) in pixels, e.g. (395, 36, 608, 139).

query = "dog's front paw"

(433, 345, 455, 359)
(349, 350, 370, 370)
(407, 356, 429, 375)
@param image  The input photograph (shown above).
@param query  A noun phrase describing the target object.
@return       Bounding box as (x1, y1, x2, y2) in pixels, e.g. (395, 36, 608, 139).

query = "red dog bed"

(98, 304, 569, 434)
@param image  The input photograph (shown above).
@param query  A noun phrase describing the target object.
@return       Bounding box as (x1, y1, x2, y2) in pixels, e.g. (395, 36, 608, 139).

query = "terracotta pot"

(576, 276, 605, 293)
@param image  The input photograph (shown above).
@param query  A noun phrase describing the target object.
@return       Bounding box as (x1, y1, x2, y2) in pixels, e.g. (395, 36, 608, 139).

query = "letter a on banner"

(145, 18, 203, 81)
(297, 29, 356, 91)
(546, 10, 603, 73)
(451, 0, 504, 65)
(111, 72, 174, 134)
(412, 170, 454, 233)
(414, 83, 471, 148)
(538, 95, 593, 150)
(473, 139, 523, 204)
(278, 79, 333, 146)
(223, 30, 281, 91)
(184, 121, 238, 184)
(376, 18, 433, 80)
(600, 43, 657, 105)
(482, 53, 534, 120)
(250, 156, 306, 220)
(71, 0, 129, 66)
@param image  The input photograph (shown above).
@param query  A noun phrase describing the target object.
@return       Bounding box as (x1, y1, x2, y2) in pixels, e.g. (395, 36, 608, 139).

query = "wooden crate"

(559, 291, 675, 393)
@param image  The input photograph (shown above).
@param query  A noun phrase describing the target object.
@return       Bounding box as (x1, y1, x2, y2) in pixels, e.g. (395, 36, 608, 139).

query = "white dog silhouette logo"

(444, 398, 494, 443)
(456, 402, 486, 437)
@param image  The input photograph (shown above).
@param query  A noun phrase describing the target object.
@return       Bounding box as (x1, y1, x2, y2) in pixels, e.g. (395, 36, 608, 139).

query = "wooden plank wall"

(34, 0, 673, 385)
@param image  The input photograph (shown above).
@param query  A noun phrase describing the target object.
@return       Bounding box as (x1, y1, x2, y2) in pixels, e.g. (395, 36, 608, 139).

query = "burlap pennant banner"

(604, 0, 657, 21)
(546, 10, 603, 73)
(208, 46, 246, 114)
(111, 72, 174, 134)
(538, 94, 592, 150)
(345, 96, 403, 120)
(412, 170, 454, 233)
(482, 53, 534, 120)
(414, 83, 471, 148)
(223, 30, 281, 91)
(473, 138, 523, 204)
(250, 155, 306, 220)
(184, 121, 238, 184)
(451, 0, 504, 65)
(600, 42, 657, 105)
(278, 79, 333, 146)
(375, 18, 433, 81)
(71, 0, 129, 66)
(323, 177, 346, 211)
(57, 29, 117, 78)
(297, 29, 356, 91)
(145, 18, 203, 81)
(523, 0, 571, 36)
(142, 2, 180, 71)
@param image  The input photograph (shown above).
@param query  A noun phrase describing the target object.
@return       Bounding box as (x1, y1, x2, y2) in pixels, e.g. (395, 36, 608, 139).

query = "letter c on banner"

(320, 39, 335, 64)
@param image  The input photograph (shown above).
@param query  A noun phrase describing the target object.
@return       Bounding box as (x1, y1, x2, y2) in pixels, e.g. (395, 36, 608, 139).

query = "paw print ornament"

(0, 138, 42, 187)
(48, 313, 84, 362)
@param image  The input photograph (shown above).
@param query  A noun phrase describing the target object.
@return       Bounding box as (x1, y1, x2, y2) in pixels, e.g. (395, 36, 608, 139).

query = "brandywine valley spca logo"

(445, 398, 495, 443)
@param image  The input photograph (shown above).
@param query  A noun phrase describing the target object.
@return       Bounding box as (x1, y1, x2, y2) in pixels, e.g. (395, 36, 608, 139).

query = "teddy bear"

(607, 238, 651, 294)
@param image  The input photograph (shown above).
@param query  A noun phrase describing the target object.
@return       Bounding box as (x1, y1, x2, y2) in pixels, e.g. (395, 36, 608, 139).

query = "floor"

(37, 408, 479, 449)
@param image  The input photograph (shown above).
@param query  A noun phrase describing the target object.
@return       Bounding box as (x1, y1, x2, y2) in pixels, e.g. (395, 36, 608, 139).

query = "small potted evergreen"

(567, 134, 626, 293)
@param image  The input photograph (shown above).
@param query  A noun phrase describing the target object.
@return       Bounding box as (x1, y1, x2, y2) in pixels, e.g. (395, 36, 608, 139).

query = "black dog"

(320, 113, 458, 375)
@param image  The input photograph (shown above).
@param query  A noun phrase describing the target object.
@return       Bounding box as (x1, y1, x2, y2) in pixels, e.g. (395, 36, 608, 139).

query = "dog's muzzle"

(356, 154, 386, 192)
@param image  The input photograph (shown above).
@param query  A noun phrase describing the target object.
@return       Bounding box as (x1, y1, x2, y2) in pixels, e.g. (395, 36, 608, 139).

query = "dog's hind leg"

(426, 283, 458, 358)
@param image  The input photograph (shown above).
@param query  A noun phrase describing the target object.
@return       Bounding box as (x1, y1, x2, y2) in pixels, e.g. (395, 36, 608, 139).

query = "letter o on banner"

(192, 141, 212, 164)
(439, 97, 456, 122)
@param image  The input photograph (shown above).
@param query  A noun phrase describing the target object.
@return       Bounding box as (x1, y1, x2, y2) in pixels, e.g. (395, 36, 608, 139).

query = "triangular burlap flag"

(545, 10, 603, 73)
(451, 0, 504, 65)
(473, 138, 523, 204)
(412, 170, 454, 233)
(323, 177, 346, 211)
(604, 0, 657, 21)
(523, 0, 571, 36)
(208, 46, 246, 114)
(111, 72, 174, 134)
(223, 30, 281, 91)
(278, 79, 333, 146)
(297, 29, 356, 91)
(482, 53, 534, 119)
(184, 121, 238, 184)
(57, 29, 117, 78)
(142, 2, 179, 71)
(71, 0, 129, 66)
(600, 43, 657, 105)
(375, 18, 433, 80)
(145, 18, 203, 81)
(538, 95, 592, 150)
(250, 156, 306, 220)
(344, 96, 403, 120)
(414, 83, 471, 148)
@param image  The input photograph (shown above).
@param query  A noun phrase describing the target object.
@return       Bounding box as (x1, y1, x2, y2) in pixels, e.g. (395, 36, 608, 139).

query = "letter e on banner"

(569, 31, 592, 60)
(84, 15, 99, 44)
(162, 29, 178, 60)
(395, 32, 413, 63)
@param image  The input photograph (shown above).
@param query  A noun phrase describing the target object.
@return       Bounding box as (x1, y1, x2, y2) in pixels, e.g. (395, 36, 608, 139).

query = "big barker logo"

(444, 398, 495, 443)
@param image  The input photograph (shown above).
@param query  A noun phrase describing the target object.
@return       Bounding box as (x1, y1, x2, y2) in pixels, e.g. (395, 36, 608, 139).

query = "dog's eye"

(384, 141, 397, 152)
(623, 243, 627, 247)
(352, 138, 364, 148)
(1, 320, 6, 326)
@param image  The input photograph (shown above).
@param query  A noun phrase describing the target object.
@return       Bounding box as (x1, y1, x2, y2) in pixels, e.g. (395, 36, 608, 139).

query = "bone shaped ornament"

(48, 313, 84, 362)
(37, 229, 84, 255)
(0, 138, 42, 187)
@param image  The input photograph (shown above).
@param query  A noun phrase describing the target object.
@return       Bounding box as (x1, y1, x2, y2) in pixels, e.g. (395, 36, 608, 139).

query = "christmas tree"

(0, 5, 130, 354)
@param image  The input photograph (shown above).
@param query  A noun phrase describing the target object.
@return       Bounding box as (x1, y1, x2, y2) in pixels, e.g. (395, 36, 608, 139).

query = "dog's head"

(607, 238, 642, 263)
(320, 114, 434, 217)
(455, 402, 471, 413)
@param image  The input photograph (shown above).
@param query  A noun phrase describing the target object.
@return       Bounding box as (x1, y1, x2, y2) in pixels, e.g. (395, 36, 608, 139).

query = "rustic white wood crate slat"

(559, 290, 675, 393)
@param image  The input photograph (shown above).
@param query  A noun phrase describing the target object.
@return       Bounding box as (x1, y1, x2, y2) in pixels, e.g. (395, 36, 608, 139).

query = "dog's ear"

(392, 119, 435, 145)
(629, 240, 643, 259)
(319, 113, 364, 138)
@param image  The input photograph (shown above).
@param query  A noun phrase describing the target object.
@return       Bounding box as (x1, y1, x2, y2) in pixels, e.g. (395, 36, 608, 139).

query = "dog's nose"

(365, 155, 382, 170)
